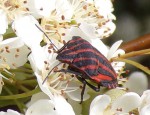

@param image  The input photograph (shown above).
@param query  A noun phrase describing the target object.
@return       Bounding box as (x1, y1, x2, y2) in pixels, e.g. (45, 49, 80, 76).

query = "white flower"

(90, 92, 141, 115)
(124, 72, 148, 95)
(0, 36, 29, 92)
(12, 15, 43, 48)
(111, 93, 141, 113)
(26, 92, 75, 115)
(0, 9, 8, 36)
(0, 37, 30, 69)
(90, 90, 150, 115)
(92, 0, 116, 38)
(0, 109, 21, 115)
(39, 0, 116, 41)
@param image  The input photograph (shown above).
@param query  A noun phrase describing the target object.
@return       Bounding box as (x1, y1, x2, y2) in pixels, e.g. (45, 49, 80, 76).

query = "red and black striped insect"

(55, 36, 118, 102)
(36, 25, 118, 103)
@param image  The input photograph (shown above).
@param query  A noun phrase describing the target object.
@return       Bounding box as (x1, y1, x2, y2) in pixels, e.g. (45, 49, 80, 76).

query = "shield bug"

(56, 36, 118, 102)
(36, 25, 118, 103)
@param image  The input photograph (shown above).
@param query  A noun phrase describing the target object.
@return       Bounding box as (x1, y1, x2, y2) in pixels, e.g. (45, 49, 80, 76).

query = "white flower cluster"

(1, 0, 144, 115)
(90, 90, 150, 115)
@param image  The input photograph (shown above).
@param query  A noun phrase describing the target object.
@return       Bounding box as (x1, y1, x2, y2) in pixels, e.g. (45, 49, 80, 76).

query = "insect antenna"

(35, 24, 59, 51)
(42, 62, 62, 84)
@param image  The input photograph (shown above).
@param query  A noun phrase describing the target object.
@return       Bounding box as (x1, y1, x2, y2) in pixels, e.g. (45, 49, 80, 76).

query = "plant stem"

(0, 88, 40, 100)
(10, 68, 33, 74)
(19, 79, 37, 86)
(120, 33, 150, 53)
(3, 86, 25, 113)
(117, 49, 150, 59)
(19, 85, 30, 92)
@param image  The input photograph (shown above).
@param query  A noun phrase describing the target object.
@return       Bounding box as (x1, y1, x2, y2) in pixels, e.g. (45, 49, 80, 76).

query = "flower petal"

(67, 86, 90, 102)
(34, 72, 53, 98)
(53, 94, 75, 115)
(55, 0, 73, 21)
(66, 26, 92, 40)
(79, 22, 97, 39)
(26, 99, 58, 115)
(94, 0, 114, 19)
(0, 35, 3, 41)
(140, 104, 150, 115)
(139, 90, 150, 111)
(90, 38, 109, 57)
(107, 40, 123, 60)
(110, 49, 125, 73)
(28, 45, 48, 71)
(0, 37, 24, 48)
(27, 92, 49, 107)
(12, 15, 43, 48)
(0, 109, 21, 115)
(0, 9, 8, 34)
(111, 92, 141, 113)
(97, 21, 116, 38)
(90, 95, 111, 115)
(27, 0, 56, 18)
(124, 72, 148, 95)
(67, 97, 82, 115)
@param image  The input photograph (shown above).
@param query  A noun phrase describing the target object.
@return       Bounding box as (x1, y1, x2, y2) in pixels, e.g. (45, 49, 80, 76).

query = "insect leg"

(77, 76, 100, 92)
(76, 76, 100, 104)
(74, 76, 86, 104)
